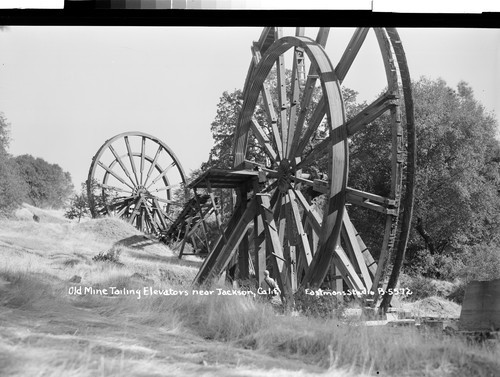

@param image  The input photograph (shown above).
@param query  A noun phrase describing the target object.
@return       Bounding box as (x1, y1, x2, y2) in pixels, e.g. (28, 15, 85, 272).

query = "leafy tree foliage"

(65, 192, 89, 222)
(405, 78, 500, 277)
(0, 113, 27, 214)
(14, 154, 74, 209)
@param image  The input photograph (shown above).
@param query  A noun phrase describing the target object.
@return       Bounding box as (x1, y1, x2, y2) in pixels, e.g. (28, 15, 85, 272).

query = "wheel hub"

(134, 185, 149, 196)
(277, 159, 295, 193)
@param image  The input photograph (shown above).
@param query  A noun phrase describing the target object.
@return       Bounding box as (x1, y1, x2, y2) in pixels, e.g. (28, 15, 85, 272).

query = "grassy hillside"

(0, 207, 498, 376)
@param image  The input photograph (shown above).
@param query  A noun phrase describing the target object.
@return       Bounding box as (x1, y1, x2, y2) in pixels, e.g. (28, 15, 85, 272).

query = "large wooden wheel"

(233, 27, 415, 307)
(87, 131, 187, 235)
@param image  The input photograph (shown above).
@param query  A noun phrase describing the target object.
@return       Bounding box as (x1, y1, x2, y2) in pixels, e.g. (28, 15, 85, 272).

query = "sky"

(0, 26, 498, 189)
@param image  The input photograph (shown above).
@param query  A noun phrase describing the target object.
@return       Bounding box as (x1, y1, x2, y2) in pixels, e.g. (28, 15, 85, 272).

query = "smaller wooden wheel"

(87, 131, 186, 235)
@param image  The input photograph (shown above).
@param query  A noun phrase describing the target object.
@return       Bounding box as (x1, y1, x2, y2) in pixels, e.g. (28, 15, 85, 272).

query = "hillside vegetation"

(0, 207, 499, 377)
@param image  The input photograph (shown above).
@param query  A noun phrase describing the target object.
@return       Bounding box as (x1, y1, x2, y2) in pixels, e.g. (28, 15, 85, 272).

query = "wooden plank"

(195, 197, 257, 285)
(250, 43, 283, 161)
(342, 210, 372, 290)
(316, 27, 330, 48)
(332, 245, 365, 291)
(193, 189, 211, 253)
(275, 27, 289, 157)
(178, 217, 192, 259)
(335, 28, 369, 83)
(295, 96, 326, 157)
(193, 197, 249, 285)
(346, 92, 398, 137)
(288, 190, 313, 269)
(345, 193, 398, 215)
(293, 188, 322, 235)
(286, 45, 303, 158)
(253, 215, 267, 288)
(256, 193, 288, 299)
(108, 144, 135, 186)
(250, 117, 278, 162)
(98, 161, 134, 189)
(237, 190, 250, 280)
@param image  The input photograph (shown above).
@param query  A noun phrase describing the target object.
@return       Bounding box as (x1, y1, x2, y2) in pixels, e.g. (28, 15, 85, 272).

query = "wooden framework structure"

(193, 27, 416, 311)
(87, 131, 186, 235)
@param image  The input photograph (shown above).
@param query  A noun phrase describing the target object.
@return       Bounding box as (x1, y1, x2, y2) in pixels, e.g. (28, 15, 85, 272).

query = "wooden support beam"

(193, 189, 211, 253)
(288, 190, 313, 277)
(178, 217, 192, 259)
(193, 197, 257, 286)
(342, 210, 372, 291)
(253, 215, 267, 288)
(250, 117, 278, 162)
(346, 92, 398, 137)
(256, 193, 288, 302)
(335, 27, 369, 83)
(250, 43, 283, 160)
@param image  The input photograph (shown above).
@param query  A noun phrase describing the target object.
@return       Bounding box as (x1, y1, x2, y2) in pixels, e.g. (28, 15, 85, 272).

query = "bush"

(458, 243, 500, 282)
(92, 246, 123, 265)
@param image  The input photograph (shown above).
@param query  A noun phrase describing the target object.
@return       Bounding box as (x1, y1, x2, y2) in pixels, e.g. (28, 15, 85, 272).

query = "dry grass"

(0, 208, 499, 376)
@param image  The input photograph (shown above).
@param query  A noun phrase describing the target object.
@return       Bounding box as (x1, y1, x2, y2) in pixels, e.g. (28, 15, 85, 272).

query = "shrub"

(92, 246, 123, 265)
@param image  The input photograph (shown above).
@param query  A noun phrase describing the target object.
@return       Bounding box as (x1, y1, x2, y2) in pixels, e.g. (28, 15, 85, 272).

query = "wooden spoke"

(97, 183, 133, 194)
(346, 92, 399, 137)
(128, 197, 145, 225)
(316, 27, 330, 48)
(286, 45, 303, 159)
(291, 188, 322, 235)
(107, 144, 136, 187)
(149, 185, 178, 194)
(140, 136, 146, 185)
(335, 28, 369, 83)
(275, 28, 289, 157)
(108, 195, 136, 209)
(124, 136, 140, 186)
(143, 145, 163, 187)
(249, 43, 283, 162)
(341, 209, 373, 290)
(288, 189, 313, 269)
(97, 161, 134, 190)
(250, 117, 278, 163)
(295, 96, 326, 157)
(346, 187, 397, 215)
(146, 161, 176, 189)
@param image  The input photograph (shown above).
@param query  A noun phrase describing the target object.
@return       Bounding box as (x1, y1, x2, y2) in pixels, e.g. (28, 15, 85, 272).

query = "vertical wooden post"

(237, 186, 249, 280)
(193, 188, 211, 253)
(254, 215, 266, 288)
(178, 216, 192, 259)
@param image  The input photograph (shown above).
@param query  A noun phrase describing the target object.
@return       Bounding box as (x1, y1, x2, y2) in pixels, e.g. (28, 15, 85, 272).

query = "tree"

(0, 113, 28, 214)
(14, 154, 74, 209)
(65, 192, 89, 222)
(403, 78, 500, 277)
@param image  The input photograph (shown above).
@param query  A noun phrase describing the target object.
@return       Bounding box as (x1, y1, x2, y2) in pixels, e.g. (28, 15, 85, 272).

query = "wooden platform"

(188, 168, 262, 190)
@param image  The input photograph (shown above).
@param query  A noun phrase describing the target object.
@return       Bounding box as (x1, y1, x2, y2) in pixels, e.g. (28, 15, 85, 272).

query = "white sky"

(0, 26, 498, 189)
